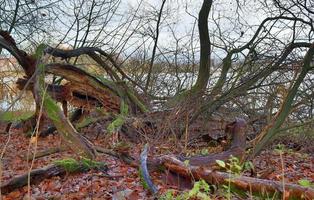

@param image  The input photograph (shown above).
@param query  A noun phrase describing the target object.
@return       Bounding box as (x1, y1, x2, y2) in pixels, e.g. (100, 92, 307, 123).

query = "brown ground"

(0, 124, 313, 200)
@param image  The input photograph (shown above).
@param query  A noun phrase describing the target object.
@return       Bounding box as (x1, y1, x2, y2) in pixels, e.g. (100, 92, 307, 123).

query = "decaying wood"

(16, 79, 101, 110)
(16, 64, 122, 113)
(152, 118, 314, 199)
(160, 155, 314, 199)
(1, 165, 66, 194)
(46, 63, 121, 112)
(33, 45, 96, 159)
(182, 118, 247, 166)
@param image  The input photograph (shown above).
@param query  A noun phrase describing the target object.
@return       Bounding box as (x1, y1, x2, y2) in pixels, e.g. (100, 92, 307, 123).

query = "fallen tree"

(137, 119, 314, 199)
(0, 5, 313, 196)
(0, 30, 150, 158)
(159, 155, 314, 199)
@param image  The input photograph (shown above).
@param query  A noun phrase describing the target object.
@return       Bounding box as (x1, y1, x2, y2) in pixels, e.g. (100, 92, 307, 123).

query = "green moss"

(43, 96, 62, 123)
(34, 44, 47, 59)
(96, 75, 148, 113)
(0, 111, 34, 122)
(138, 168, 149, 190)
(125, 89, 148, 113)
(54, 158, 105, 173)
(75, 116, 99, 129)
(107, 116, 125, 133)
(81, 157, 105, 169)
(54, 158, 81, 173)
(107, 100, 128, 133)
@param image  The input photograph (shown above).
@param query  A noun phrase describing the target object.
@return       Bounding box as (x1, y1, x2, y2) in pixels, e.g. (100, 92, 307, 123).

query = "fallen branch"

(140, 144, 158, 194)
(0, 159, 107, 195)
(160, 155, 314, 199)
(94, 146, 138, 167)
(1, 165, 66, 194)
(20, 146, 138, 167)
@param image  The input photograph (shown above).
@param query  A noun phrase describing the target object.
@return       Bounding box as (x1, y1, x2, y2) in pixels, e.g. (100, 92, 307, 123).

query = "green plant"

(200, 148, 209, 156)
(298, 179, 313, 188)
(138, 168, 149, 190)
(159, 190, 176, 200)
(274, 144, 285, 153)
(159, 179, 212, 200)
(215, 156, 246, 175)
(188, 179, 211, 200)
(243, 161, 254, 172)
(215, 156, 255, 199)
(183, 160, 190, 167)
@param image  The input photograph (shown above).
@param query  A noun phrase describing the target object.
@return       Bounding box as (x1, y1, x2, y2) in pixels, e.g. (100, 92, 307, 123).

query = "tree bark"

(33, 44, 96, 159)
(1, 165, 66, 194)
(192, 0, 212, 92)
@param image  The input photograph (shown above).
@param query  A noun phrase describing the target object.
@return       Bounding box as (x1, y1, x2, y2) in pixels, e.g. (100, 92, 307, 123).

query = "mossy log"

(0, 159, 106, 195)
(1, 165, 66, 194)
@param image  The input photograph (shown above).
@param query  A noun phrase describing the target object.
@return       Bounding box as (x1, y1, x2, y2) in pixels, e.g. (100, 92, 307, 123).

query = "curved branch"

(191, 42, 312, 122)
(44, 46, 144, 91)
(140, 144, 158, 194)
(0, 31, 36, 76)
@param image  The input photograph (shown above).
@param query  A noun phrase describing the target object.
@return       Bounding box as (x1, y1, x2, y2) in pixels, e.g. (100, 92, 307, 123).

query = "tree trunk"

(192, 0, 212, 92)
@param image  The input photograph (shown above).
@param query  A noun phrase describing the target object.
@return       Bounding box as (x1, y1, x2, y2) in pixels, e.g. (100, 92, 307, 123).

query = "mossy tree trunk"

(33, 44, 95, 159)
(251, 43, 314, 156)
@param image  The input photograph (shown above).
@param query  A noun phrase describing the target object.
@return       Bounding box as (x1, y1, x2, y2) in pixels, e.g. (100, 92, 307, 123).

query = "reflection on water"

(0, 92, 35, 111)
(0, 69, 35, 112)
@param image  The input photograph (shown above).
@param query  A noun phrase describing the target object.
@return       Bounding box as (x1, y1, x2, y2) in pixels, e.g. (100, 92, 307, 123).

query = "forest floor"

(0, 123, 313, 200)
